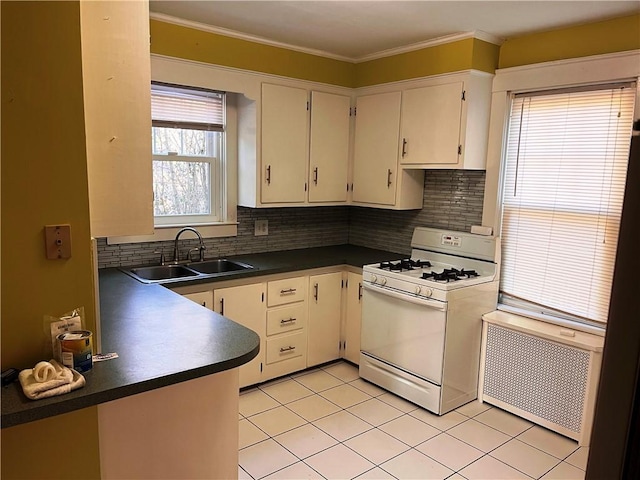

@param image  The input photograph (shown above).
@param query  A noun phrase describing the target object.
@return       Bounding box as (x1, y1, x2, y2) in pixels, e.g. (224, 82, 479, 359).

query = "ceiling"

(149, 1, 640, 61)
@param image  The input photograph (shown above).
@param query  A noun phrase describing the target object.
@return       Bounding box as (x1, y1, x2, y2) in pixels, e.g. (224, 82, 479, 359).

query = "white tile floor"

(239, 361, 588, 480)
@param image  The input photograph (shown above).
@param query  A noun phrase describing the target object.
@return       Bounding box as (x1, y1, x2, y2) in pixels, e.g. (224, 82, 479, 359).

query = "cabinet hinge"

(458, 145, 462, 156)
(461, 90, 466, 101)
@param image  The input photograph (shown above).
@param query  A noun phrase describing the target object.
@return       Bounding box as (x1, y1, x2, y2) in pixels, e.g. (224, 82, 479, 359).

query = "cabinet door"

(352, 92, 401, 206)
(261, 83, 309, 204)
(400, 82, 463, 165)
(344, 272, 363, 364)
(309, 91, 350, 203)
(308, 272, 343, 366)
(214, 283, 266, 388)
(183, 291, 213, 310)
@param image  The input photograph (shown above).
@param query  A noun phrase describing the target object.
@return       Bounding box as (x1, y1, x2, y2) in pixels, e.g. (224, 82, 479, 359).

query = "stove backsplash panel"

(349, 170, 486, 256)
(97, 170, 484, 268)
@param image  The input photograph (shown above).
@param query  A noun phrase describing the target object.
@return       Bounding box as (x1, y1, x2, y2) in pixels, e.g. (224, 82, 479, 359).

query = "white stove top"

(363, 227, 500, 297)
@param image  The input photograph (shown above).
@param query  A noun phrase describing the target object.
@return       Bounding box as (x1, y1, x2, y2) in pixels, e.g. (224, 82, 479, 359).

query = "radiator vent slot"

(483, 324, 589, 434)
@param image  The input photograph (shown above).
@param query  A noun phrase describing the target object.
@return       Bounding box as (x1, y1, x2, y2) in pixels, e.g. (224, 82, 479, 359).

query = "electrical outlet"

(254, 219, 269, 236)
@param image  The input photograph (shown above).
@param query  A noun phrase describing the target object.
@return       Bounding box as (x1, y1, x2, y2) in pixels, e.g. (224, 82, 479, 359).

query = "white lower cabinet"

(213, 283, 266, 388)
(263, 277, 308, 380)
(182, 291, 214, 310)
(180, 267, 361, 386)
(343, 272, 363, 364)
(308, 272, 343, 367)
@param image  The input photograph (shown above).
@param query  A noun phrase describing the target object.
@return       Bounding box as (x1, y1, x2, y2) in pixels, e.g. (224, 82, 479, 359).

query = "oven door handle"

(362, 282, 447, 311)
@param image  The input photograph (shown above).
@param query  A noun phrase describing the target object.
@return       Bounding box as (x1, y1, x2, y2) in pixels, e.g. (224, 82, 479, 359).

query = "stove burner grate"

(379, 258, 432, 272)
(422, 268, 479, 282)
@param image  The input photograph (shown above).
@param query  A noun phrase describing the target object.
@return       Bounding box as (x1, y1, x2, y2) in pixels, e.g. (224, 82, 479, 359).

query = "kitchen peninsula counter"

(1, 244, 402, 429)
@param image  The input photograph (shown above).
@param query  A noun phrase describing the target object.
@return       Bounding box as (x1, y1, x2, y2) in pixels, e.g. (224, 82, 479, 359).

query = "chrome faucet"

(173, 227, 205, 263)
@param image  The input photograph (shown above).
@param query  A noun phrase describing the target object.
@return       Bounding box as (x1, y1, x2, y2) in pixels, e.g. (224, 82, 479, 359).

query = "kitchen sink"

(187, 259, 254, 275)
(121, 259, 255, 284)
(128, 265, 199, 282)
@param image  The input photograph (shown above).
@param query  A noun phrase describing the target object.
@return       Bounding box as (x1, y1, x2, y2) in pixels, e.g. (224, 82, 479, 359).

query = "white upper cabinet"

(399, 73, 493, 169)
(352, 92, 424, 209)
(80, 0, 153, 237)
(261, 83, 309, 204)
(400, 82, 463, 165)
(308, 91, 350, 203)
(240, 84, 351, 207)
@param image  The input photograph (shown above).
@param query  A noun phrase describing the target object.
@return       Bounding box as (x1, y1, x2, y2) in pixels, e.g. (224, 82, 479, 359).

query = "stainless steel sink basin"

(187, 259, 254, 275)
(127, 265, 199, 283)
(121, 259, 255, 283)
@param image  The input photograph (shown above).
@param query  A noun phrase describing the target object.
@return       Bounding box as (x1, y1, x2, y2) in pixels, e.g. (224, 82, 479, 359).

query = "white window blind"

(500, 83, 635, 324)
(151, 82, 224, 131)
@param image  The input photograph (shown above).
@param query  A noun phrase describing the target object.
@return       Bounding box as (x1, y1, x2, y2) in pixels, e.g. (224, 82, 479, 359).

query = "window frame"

(481, 52, 640, 334)
(151, 83, 226, 227)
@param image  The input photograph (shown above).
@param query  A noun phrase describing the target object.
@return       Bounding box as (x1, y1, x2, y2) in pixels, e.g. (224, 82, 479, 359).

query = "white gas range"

(359, 227, 500, 415)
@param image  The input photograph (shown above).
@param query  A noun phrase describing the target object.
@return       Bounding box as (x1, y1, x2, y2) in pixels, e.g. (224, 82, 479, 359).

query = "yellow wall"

(151, 14, 638, 86)
(355, 38, 500, 87)
(499, 14, 640, 69)
(1, 2, 100, 478)
(150, 19, 356, 87)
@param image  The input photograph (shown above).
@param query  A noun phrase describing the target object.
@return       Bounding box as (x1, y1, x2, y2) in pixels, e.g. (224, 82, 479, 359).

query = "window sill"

(106, 222, 238, 245)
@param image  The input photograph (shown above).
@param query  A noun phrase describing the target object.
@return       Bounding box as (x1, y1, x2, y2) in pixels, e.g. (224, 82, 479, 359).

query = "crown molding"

(150, 13, 503, 64)
(150, 12, 354, 62)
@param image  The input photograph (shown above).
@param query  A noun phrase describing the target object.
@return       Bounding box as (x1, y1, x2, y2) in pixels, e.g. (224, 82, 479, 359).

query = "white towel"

(19, 360, 86, 400)
(33, 361, 57, 383)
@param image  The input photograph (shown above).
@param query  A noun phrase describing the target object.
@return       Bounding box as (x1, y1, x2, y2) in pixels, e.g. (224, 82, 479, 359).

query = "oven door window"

(361, 287, 446, 385)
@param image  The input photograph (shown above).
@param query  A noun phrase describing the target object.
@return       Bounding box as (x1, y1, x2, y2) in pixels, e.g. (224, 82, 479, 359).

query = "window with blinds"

(499, 83, 636, 326)
(150, 82, 226, 226)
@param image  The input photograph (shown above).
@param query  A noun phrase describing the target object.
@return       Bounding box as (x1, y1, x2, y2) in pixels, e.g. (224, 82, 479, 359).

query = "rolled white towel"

(19, 359, 84, 400)
(32, 361, 57, 383)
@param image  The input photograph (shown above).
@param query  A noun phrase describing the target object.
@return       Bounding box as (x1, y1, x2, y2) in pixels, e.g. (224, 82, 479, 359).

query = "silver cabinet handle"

(279, 346, 296, 353)
(313, 283, 319, 301)
(358, 282, 363, 301)
(387, 169, 393, 188)
(280, 318, 297, 324)
(219, 298, 224, 315)
(266, 165, 271, 185)
(402, 138, 408, 158)
(280, 288, 297, 295)
(313, 167, 318, 185)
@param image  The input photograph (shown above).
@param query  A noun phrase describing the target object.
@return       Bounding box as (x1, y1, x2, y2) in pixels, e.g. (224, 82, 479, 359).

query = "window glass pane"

(152, 127, 209, 156)
(153, 160, 211, 216)
(499, 84, 635, 324)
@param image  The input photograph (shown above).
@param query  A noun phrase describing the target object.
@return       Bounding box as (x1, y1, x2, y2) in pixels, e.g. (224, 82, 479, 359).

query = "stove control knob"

(423, 288, 433, 298)
(379, 277, 387, 286)
(415, 286, 422, 295)
(371, 275, 378, 284)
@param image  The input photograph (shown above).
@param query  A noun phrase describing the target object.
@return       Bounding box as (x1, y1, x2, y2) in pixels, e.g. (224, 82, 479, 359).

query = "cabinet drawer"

(267, 277, 307, 307)
(266, 304, 307, 336)
(266, 331, 307, 365)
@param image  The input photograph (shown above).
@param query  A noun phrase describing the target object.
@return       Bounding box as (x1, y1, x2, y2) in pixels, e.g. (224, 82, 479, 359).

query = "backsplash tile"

(349, 170, 486, 256)
(97, 206, 349, 268)
(97, 170, 485, 268)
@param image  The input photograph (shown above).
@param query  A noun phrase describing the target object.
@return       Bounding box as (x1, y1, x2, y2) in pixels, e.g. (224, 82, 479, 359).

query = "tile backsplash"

(97, 170, 485, 268)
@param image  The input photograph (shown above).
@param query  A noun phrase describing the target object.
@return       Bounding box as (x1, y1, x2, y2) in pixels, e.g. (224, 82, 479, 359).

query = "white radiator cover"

(479, 311, 604, 446)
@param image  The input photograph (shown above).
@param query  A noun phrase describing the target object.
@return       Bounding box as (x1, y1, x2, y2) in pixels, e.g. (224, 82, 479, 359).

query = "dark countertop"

(1, 244, 402, 428)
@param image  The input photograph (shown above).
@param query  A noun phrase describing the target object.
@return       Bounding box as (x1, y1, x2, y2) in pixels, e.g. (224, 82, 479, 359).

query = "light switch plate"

(45, 224, 72, 259)
(254, 219, 268, 236)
